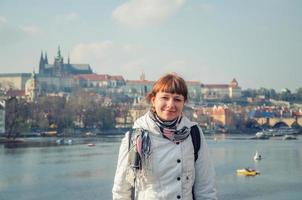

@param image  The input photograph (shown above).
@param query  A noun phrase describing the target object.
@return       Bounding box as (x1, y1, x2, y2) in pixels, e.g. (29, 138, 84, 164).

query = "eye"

(161, 96, 169, 100)
(174, 98, 182, 102)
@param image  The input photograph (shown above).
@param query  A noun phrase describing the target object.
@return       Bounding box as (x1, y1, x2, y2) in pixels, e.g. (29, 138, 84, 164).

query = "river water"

(0, 134, 301, 200)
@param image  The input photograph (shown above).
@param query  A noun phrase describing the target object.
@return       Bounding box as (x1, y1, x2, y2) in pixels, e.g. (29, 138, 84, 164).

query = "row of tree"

(241, 87, 302, 102)
(5, 90, 117, 138)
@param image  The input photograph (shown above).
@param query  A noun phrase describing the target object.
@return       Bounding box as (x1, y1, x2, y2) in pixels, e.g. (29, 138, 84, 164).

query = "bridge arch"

(254, 117, 302, 128)
(245, 119, 260, 128)
(272, 121, 289, 128)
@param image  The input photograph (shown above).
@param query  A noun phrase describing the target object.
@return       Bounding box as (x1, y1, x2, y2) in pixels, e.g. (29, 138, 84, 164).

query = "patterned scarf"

(149, 112, 191, 143)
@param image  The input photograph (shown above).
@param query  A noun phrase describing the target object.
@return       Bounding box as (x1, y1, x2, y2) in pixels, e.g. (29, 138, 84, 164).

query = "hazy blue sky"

(0, 0, 301, 91)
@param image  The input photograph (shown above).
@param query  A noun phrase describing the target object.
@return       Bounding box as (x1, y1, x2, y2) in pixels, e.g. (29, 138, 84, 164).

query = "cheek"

(177, 103, 184, 110)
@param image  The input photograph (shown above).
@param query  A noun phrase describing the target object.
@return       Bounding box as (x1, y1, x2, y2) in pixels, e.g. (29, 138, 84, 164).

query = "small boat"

(282, 134, 297, 140)
(56, 139, 64, 145)
(237, 168, 260, 176)
(254, 131, 270, 139)
(66, 139, 73, 145)
(253, 151, 262, 161)
(85, 132, 96, 136)
(87, 143, 96, 147)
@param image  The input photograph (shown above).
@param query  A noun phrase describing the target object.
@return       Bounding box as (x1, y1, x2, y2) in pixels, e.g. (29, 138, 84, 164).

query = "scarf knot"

(149, 112, 190, 143)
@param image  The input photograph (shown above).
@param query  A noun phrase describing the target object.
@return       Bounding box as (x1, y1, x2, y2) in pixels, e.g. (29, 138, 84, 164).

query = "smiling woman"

(112, 73, 217, 200)
(146, 74, 187, 121)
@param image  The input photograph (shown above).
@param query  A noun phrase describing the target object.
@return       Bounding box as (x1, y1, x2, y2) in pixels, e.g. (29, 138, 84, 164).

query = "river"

(0, 134, 301, 200)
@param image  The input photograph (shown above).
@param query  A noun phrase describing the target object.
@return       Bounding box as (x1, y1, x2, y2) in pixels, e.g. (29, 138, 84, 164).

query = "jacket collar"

(133, 111, 197, 135)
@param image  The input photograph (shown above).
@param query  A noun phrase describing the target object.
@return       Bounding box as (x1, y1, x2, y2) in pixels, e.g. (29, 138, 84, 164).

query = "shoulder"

(133, 111, 159, 133)
(179, 114, 198, 129)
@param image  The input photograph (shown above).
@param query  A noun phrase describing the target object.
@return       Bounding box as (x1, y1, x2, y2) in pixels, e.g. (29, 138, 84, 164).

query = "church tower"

(140, 71, 146, 81)
(54, 46, 64, 76)
(25, 70, 39, 102)
(44, 52, 49, 65)
(39, 51, 46, 75)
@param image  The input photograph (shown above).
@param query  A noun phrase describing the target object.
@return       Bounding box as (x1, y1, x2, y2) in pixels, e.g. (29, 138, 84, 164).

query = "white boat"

(66, 139, 73, 145)
(85, 132, 96, 136)
(253, 151, 262, 161)
(277, 127, 299, 135)
(255, 131, 270, 139)
(56, 139, 64, 144)
(282, 134, 297, 140)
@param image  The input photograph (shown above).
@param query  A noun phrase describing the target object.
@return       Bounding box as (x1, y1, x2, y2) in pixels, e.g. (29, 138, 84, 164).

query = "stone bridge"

(254, 117, 302, 128)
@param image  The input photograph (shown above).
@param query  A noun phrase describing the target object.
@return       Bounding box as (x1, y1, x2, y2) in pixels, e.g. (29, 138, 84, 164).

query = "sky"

(0, 0, 301, 91)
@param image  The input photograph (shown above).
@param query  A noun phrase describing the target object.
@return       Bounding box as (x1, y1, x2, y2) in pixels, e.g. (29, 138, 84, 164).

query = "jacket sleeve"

(112, 132, 133, 200)
(193, 127, 217, 200)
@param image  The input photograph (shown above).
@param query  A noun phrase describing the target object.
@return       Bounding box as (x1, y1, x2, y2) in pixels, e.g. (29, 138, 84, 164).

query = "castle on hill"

(39, 46, 93, 77)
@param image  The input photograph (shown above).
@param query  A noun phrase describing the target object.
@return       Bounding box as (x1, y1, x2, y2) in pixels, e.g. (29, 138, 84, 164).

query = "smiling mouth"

(164, 110, 176, 113)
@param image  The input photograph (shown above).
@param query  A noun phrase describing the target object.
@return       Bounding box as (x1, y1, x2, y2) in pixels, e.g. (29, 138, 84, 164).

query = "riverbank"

(0, 137, 25, 143)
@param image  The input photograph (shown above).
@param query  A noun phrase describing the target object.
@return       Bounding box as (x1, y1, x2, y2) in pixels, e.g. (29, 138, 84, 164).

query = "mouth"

(164, 110, 176, 114)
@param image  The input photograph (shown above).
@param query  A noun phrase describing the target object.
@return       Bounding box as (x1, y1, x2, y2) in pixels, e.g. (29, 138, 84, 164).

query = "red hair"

(146, 73, 188, 102)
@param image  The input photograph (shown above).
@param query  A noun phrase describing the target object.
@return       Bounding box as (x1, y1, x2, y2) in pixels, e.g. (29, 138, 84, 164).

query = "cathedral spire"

(45, 52, 49, 64)
(68, 53, 70, 64)
(54, 45, 64, 66)
(40, 51, 44, 60)
(57, 45, 61, 58)
(39, 50, 45, 74)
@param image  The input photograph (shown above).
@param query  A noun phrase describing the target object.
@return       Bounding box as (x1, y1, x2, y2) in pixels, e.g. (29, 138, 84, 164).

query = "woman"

(112, 73, 217, 200)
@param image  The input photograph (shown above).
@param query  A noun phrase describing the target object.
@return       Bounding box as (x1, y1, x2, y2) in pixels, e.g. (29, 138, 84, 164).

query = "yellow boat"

(43, 131, 57, 136)
(237, 168, 260, 176)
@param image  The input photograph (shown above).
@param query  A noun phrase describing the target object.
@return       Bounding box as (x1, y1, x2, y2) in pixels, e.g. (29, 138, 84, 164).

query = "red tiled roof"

(110, 75, 125, 81)
(73, 74, 124, 81)
(126, 80, 154, 84)
(186, 81, 201, 85)
(202, 84, 230, 89)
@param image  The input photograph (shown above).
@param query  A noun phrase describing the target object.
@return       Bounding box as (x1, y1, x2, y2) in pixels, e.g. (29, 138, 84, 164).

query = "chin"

(164, 115, 178, 121)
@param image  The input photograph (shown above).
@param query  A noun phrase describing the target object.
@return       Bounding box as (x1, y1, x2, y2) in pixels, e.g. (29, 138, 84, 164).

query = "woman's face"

(151, 91, 185, 121)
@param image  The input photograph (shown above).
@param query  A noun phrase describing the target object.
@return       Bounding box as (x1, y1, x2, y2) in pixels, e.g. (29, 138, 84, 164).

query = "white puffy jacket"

(112, 112, 217, 200)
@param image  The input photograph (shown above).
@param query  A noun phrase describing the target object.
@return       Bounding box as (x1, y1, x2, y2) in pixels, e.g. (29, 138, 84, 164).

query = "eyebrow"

(160, 93, 184, 98)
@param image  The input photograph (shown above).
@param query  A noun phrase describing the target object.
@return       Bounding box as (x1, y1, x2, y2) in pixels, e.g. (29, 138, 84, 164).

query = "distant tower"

(54, 46, 64, 65)
(140, 71, 146, 81)
(25, 70, 39, 102)
(44, 52, 49, 64)
(39, 51, 45, 74)
(54, 46, 64, 76)
(230, 78, 238, 88)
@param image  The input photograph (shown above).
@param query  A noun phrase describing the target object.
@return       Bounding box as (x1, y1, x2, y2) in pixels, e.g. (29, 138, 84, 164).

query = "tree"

(5, 97, 20, 139)
(295, 88, 302, 102)
(279, 88, 294, 101)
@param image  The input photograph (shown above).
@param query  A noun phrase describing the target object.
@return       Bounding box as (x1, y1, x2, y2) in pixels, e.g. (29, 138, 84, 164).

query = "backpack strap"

(190, 125, 201, 162)
(128, 129, 143, 170)
(127, 129, 143, 200)
(190, 125, 201, 200)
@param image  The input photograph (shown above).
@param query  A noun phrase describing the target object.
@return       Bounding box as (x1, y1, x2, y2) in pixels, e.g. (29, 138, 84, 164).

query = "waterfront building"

(201, 78, 242, 100)
(25, 71, 40, 102)
(192, 105, 237, 130)
(186, 81, 202, 102)
(210, 105, 233, 127)
(0, 73, 31, 90)
(73, 74, 125, 89)
(122, 72, 155, 97)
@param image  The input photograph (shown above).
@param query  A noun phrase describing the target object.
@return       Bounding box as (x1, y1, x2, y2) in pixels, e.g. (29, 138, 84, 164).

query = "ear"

(150, 96, 155, 105)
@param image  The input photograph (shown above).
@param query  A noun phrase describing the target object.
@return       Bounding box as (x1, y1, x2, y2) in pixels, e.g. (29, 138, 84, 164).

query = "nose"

(166, 98, 175, 108)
